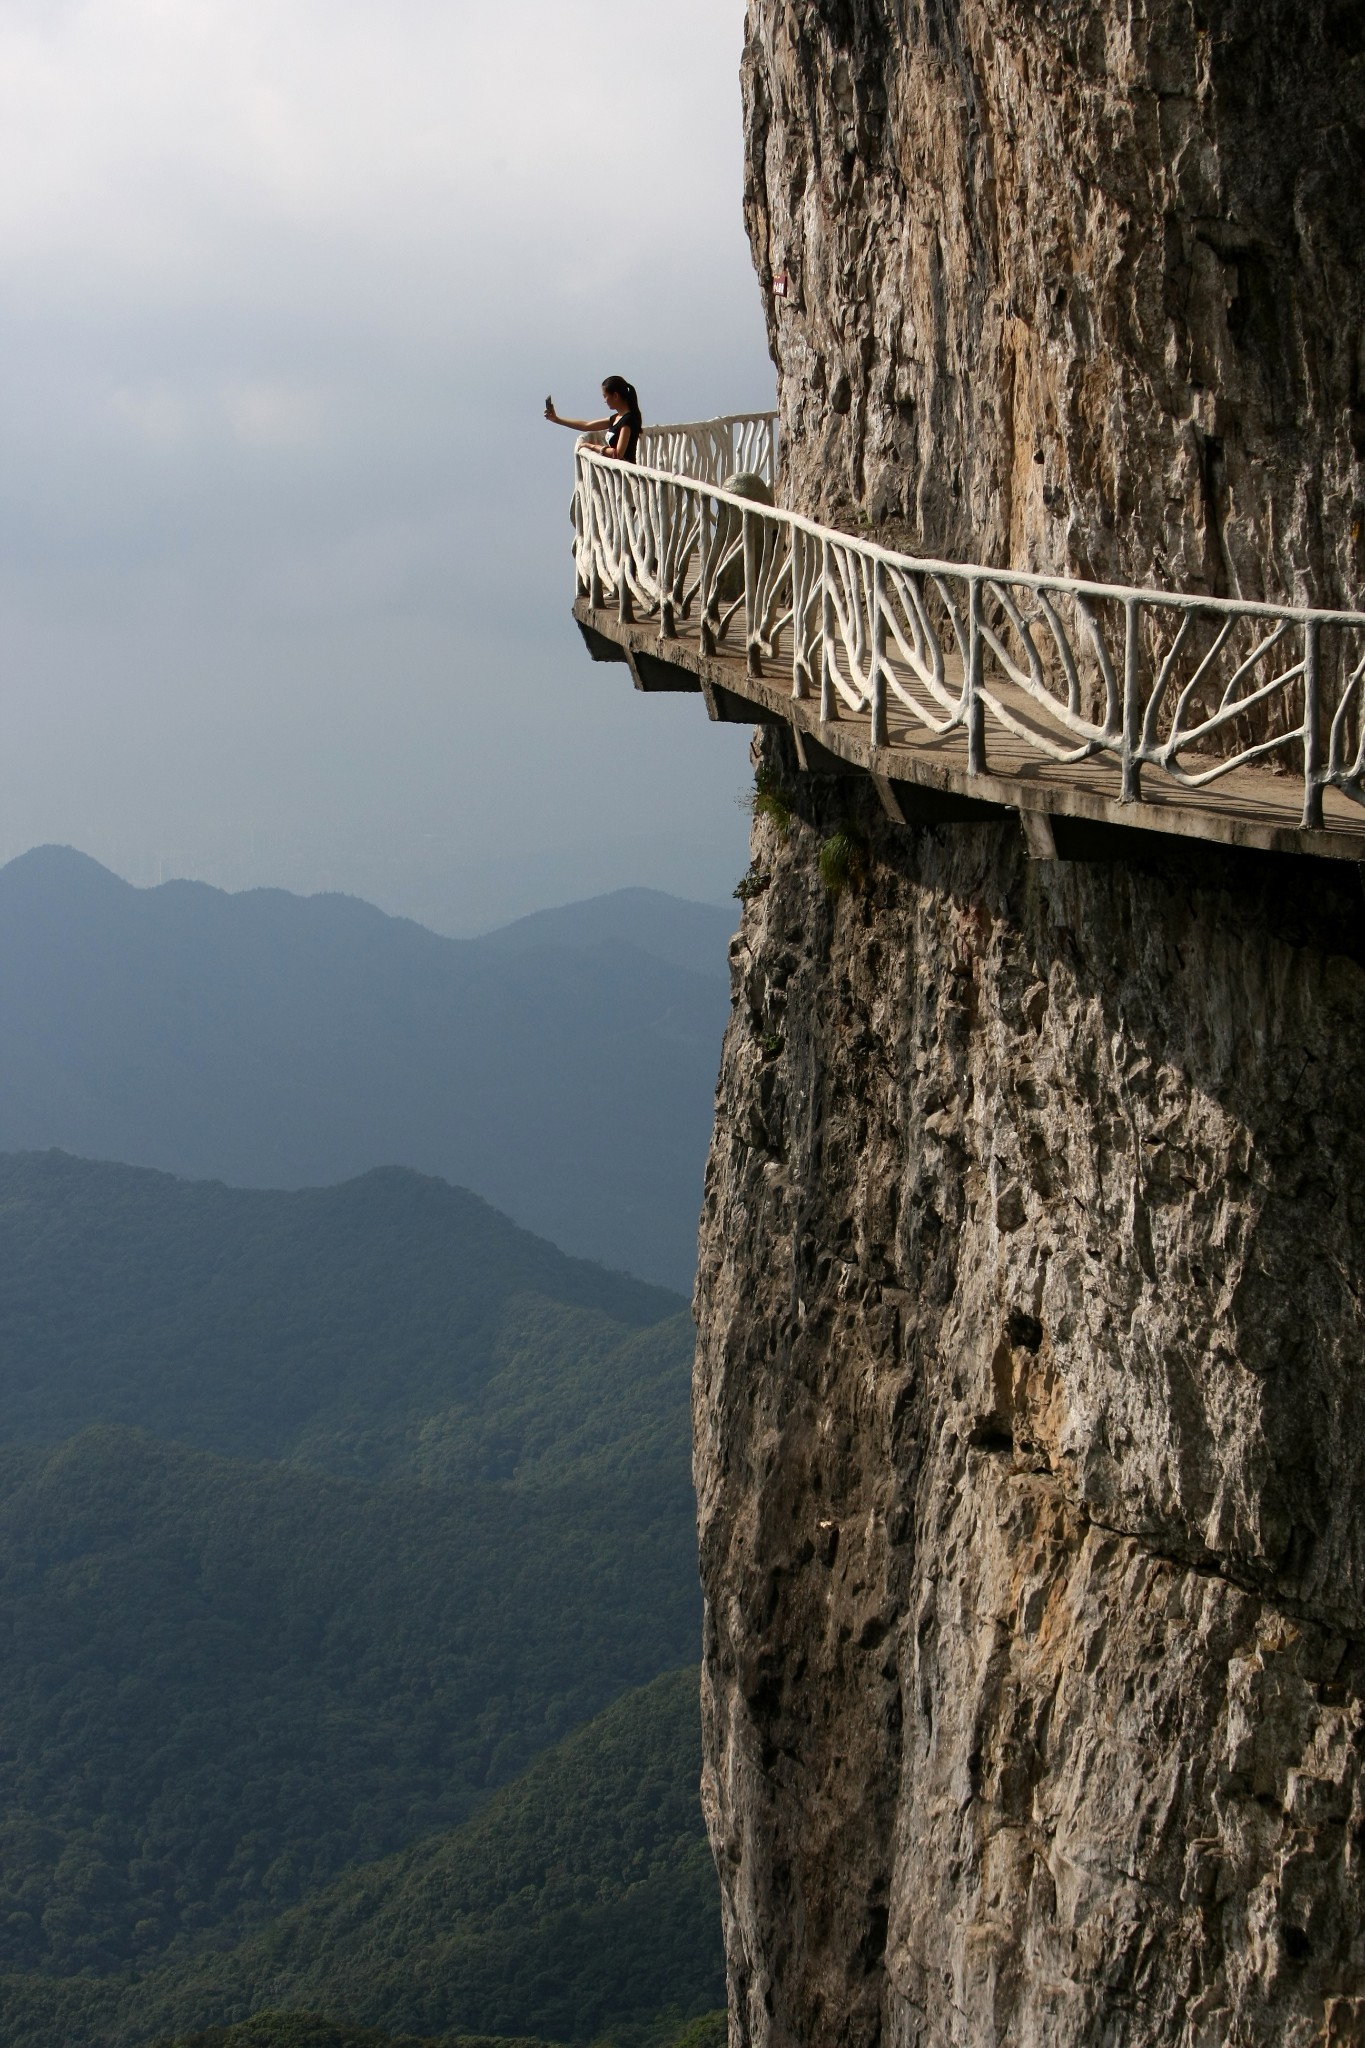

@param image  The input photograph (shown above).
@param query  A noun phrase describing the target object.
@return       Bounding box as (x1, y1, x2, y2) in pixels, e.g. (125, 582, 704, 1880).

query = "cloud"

(0, 0, 748, 308)
(0, 0, 770, 926)
(108, 382, 194, 447)
(102, 379, 327, 450)
(221, 381, 327, 448)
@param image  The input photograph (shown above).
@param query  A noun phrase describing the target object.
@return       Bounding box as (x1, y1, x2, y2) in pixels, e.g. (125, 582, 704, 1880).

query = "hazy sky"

(0, 0, 773, 932)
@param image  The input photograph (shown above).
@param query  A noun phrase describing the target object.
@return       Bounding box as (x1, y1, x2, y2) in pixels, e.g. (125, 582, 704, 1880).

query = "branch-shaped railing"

(635, 413, 778, 489)
(574, 417, 1365, 831)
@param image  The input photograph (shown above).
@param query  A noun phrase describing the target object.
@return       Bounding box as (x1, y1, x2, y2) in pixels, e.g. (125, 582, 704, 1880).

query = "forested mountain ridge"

(0, 1153, 703, 1990)
(0, 849, 735, 1287)
(0, 1419, 698, 1975)
(153, 2025, 561, 2048)
(156, 2026, 557, 2048)
(0, 1151, 681, 1475)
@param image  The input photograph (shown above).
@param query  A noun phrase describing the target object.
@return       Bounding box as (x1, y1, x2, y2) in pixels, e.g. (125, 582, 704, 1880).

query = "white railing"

(635, 413, 777, 489)
(574, 423, 1365, 830)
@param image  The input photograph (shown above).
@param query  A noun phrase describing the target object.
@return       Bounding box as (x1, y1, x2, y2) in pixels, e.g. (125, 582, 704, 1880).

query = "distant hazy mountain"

(0, 851, 737, 1288)
(476, 888, 735, 981)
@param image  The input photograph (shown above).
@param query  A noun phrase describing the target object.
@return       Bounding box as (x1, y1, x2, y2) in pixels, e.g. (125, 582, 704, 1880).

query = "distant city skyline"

(0, 0, 771, 930)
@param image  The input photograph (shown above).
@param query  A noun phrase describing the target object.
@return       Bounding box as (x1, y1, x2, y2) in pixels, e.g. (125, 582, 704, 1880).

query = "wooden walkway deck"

(575, 597, 1365, 866)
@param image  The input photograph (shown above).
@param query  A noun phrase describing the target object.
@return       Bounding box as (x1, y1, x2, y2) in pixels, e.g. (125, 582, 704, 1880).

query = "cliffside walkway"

(571, 413, 1365, 862)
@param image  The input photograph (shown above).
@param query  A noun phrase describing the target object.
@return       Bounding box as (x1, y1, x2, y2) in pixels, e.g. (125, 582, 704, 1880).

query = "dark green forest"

(0, 1673, 724, 2048)
(144, 2009, 724, 2048)
(147, 2022, 725, 2048)
(157, 2025, 557, 2048)
(0, 1154, 720, 2046)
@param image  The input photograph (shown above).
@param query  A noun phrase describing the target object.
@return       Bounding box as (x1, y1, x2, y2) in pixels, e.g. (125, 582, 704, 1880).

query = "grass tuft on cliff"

(743, 766, 792, 838)
(818, 831, 865, 897)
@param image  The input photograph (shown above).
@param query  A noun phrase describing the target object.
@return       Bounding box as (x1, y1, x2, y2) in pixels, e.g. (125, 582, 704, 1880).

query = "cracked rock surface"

(742, 0, 1365, 601)
(694, 8, 1365, 2042)
(694, 741, 1365, 2044)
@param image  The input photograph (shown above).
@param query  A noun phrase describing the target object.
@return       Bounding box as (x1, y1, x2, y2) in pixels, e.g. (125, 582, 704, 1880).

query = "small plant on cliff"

(743, 764, 792, 837)
(818, 830, 865, 898)
(734, 866, 769, 903)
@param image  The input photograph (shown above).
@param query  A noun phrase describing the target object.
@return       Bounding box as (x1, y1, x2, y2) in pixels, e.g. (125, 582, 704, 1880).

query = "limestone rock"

(695, 747, 1365, 2044)
(693, 9, 1365, 2042)
(741, 1, 1365, 604)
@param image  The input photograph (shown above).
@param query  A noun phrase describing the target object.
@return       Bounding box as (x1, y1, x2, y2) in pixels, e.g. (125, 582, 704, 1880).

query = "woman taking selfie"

(544, 376, 643, 462)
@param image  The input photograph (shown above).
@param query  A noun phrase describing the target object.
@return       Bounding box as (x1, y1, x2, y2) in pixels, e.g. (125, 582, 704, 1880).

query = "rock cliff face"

(692, 7, 1365, 2045)
(696, 758, 1365, 2046)
(742, 0, 1365, 603)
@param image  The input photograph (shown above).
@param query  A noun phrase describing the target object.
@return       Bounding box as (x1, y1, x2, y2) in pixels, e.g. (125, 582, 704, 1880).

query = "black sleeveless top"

(606, 408, 642, 461)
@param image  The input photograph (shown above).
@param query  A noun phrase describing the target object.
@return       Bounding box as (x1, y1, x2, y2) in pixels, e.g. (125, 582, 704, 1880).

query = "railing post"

(1121, 598, 1142, 802)
(585, 462, 605, 611)
(791, 532, 809, 701)
(699, 494, 717, 656)
(966, 578, 986, 775)
(659, 483, 675, 639)
(1302, 620, 1324, 829)
(744, 509, 762, 678)
(821, 540, 836, 722)
(573, 456, 589, 598)
(871, 558, 888, 748)
(577, 464, 601, 614)
(615, 472, 634, 626)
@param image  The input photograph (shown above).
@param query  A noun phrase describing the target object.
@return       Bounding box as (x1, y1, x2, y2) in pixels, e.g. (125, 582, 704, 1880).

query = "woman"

(544, 377, 642, 462)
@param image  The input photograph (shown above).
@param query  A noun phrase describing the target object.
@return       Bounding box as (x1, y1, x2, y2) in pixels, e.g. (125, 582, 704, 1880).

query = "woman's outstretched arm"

(545, 400, 614, 431)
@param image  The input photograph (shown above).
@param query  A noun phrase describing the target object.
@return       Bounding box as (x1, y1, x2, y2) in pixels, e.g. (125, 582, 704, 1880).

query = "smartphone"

(545, 394, 554, 411)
